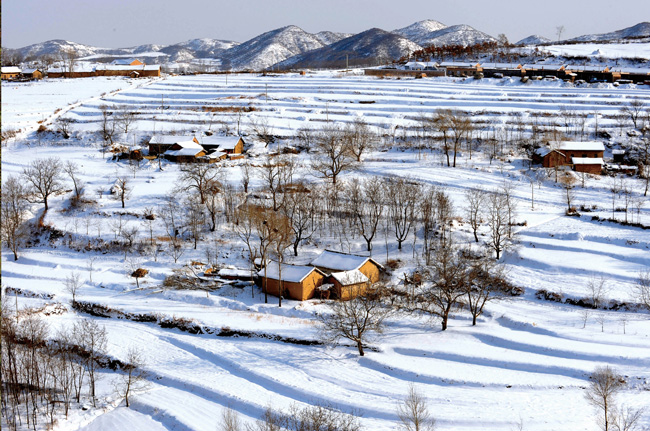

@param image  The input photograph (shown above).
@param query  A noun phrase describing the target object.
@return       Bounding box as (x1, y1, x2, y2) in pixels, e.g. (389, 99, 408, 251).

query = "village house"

(534, 141, 605, 174)
(148, 135, 200, 155)
(200, 135, 246, 154)
(163, 141, 206, 163)
(1, 66, 22, 80)
(257, 263, 327, 301)
(481, 63, 523, 78)
(22, 68, 44, 80)
(440, 62, 482, 77)
(310, 250, 383, 284)
(95, 64, 161, 78)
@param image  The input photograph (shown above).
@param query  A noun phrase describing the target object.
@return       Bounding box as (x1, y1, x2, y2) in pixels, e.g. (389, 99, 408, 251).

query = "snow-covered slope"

(219, 25, 329, 71)
(404, 24, 496, 47)
(392, 20, 448, 45)
(571, 22, 650, 42)
(516, 35, 552, 45)
(276, 28, 421, 69)
(314, 31, 352, 45)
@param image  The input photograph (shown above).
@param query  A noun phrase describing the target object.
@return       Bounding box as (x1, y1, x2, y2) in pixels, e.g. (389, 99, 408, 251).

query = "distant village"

(1, 58, 160, 80)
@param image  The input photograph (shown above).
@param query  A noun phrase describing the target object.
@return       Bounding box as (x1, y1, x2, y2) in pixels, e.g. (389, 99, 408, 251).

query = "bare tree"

(486, 190, 510, 259)
(465, 187, 485, 243)
(116, 346, 148, 407)
(1, 175, 29, 260)
(22, 156, 64, 213)
(257, 157, 289, 211)
(397, 383, 437, 431)
(387, 178, 420, 251)
(220, 407, 243, 431)
(346, 118, 375, 162)
(114, 175, 131, 209)
(556, 25, 565, 41)
(283, 185, 317, 256)
(73, 319, 107, 407)
(99, 105, 117, 157)
(248, 116, 275, 147)
(158, 193, 185, 263)
(559, 172, 577, 212)
(64, 271, 83, 302)
(585, 366, 624, 431)
(346, 178, 384, 252)
(465, 257, 507, 325)
(180, 163, 221, 205)
(587, 275, 610, 309)
(319, 286, 391, 356)
(311, 124, 357, 185)
(621, 99, 646, 130)
(204, 179, 223, 232)
(447, 110, 473, 167)
(63, 160, 85, 206)
(55, 117, 75, 139)
(185, 196, 206, 249)
(60, 47, 78, 73)
(240, 163, 251, 193)
(116, 105, 138, 134)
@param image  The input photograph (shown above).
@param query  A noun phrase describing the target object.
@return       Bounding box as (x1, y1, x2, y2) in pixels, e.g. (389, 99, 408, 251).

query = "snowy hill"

(14, 39, 122, 58)
(571, 22, 650, 42)
(392, 19, 448, 45)
(218, 25, 330, 70)
(314, 31, 352, 45)
(516, 35, 552, 45)
(405, 24, 497, 47)
(275, 28, 421, 69)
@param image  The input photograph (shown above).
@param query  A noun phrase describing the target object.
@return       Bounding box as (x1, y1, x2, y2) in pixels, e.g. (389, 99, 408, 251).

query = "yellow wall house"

(258, 263, 327, 301)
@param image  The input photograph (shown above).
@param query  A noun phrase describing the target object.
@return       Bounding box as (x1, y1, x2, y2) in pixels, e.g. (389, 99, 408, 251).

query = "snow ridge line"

(71, 300, 324, 346)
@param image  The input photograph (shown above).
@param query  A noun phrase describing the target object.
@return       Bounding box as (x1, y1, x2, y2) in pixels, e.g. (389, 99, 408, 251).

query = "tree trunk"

(472, 314, 477, 326)
(357, 341, 364, 356)
(473, 230, 479, 243)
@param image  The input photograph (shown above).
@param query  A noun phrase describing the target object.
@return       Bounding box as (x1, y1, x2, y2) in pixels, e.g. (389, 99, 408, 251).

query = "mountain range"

(5, 21, 649, 71)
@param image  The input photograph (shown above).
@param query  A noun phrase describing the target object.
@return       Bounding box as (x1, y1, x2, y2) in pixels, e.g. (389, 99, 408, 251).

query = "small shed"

(198, 151, 228, 164)
(257, 263, 327, 301)
(572, 157, 603, 174)
(310, 250, 383, 283)
(329, 270, 370, 300)
(612, 149, 626, 163)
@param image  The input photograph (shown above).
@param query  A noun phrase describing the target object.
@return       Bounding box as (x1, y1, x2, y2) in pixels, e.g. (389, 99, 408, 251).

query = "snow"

(149, 135, 196, 144)
(2, 70, 650, 431)
(2, 66, 22, 73)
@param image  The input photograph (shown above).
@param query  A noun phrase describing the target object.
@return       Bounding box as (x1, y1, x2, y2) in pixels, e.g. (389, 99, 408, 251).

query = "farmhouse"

(310, 250, 383, 284)
(534, 141, 605, 173)
(22, 69, 44, 80)
(201, 135, 245, 154)
(481, 63, 523, 77)
(148, 135, 199, 155)
(257, 263, 327, 301)
(163, 141, 206, 163)
(440, 62, 482, 77)
(95, 64, 161, 78)
(1, 66, 22, 80)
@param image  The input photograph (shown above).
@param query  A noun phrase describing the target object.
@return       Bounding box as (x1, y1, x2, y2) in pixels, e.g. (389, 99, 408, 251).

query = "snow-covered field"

(2, 71, 649, 430)
(534, 42, 650, 60)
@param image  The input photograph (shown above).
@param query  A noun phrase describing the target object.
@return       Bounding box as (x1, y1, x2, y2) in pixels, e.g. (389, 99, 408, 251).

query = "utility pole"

(346, 54, 349, 69)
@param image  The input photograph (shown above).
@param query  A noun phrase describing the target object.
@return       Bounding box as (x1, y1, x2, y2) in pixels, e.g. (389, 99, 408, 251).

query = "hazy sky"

(2, 0, 646, 48)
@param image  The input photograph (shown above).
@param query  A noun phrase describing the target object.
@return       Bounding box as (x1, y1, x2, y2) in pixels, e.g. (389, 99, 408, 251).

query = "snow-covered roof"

(439, 62, 480, 68)
(174, 141, 203, 150)
(201, 136, 242, 150)
(564, 65, 608, 72)
(534, 147, 563, 158)
(164, 148, 204, 157)
(96, 64, 160, 71)
(2, 67, 21, 73)
(258, 262, 324, 283)
(481, 63, 522, 69)
(200, 151, 227, 159)
(555, 141, 605, 152)
(330, 270, 369, 286)
(111, 59, 140, 65)
(149, 135, 196, 145)
(522, 64, 564, 70)
(22, 68, 41, 74)
(612, 149, 626, 155)
(310, 250, 382, 272)
(609, 67, 650, 74)
(218, 268, 251, 278)
(572, 157, 604, 165)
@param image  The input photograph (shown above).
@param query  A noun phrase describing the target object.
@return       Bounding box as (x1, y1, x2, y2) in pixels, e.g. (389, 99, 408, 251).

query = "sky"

(2, 0, 647, 48)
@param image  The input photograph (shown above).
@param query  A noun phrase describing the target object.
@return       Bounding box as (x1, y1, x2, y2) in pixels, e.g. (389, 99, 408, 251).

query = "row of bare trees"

(1, 305, 108, 430)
